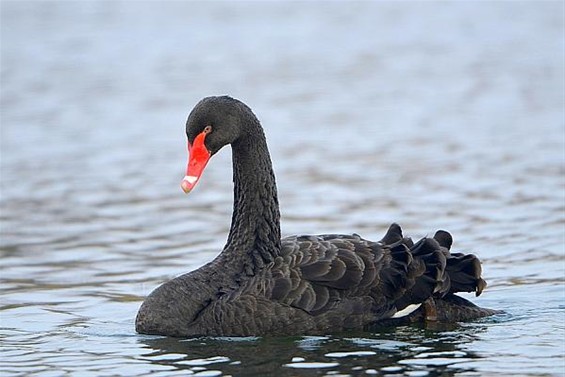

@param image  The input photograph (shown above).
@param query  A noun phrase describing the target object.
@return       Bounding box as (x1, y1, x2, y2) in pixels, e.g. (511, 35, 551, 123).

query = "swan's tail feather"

(378, 224, 449, 313)
(432, 229, 487, 297)
(391, 236, 449, 311)
(446, 252, 487, 296)
(382, 225, 491, 319)
(433, 230, 453, 250)
(380, 223, 404, 245)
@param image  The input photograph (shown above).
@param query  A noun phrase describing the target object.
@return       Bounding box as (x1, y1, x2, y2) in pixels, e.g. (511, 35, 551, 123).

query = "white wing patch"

(391, 303, 422, 319)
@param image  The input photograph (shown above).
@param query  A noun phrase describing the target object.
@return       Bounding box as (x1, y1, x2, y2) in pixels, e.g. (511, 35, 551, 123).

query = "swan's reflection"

(138, 323, 490, 376)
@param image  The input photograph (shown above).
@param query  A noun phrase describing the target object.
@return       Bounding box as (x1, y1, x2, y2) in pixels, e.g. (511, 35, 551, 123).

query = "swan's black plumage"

(135, 96, 498, 337)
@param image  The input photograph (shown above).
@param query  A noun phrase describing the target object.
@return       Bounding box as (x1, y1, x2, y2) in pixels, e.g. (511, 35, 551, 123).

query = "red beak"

(181, 130, 211, 194)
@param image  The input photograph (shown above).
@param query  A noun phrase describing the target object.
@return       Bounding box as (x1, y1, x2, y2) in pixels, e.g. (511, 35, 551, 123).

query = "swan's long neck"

(225, 121, 281, 272)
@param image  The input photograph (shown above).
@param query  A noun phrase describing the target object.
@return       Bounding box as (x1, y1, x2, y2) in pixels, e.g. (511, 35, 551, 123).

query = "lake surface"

(1, 1, 564, 376)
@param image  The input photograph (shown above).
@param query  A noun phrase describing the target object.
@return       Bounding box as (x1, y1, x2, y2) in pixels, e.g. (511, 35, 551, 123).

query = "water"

(1, 1, 564, 376)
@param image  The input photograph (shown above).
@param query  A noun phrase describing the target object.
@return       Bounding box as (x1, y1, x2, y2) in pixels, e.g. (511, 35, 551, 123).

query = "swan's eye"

(203, 125, 213, 134)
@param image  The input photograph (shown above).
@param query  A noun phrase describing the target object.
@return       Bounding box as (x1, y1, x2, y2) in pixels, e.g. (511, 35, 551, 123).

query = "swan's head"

(181, 96, 249, 193)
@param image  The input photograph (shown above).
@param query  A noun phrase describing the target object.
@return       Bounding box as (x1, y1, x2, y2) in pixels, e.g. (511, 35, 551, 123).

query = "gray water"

(1, 1, 564, 376)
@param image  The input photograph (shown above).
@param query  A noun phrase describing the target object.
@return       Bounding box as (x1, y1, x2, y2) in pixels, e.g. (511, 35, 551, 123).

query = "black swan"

(136, 96, 498, 337)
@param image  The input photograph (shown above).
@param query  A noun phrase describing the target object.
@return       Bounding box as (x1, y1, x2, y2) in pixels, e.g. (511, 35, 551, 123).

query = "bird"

(135, 96, 498, 337)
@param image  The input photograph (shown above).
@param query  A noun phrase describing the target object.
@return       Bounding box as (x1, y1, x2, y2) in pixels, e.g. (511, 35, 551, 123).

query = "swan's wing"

(271, 224, 456, 318)
(271, 233, 374, 315)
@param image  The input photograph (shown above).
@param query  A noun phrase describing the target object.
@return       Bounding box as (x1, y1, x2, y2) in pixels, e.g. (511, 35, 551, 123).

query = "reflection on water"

(138, 324, 492, 376)
(1, 1, 564, 376)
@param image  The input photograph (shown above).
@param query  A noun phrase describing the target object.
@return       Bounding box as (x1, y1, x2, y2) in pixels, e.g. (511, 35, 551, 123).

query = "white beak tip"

(183, 175, 198, 184)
